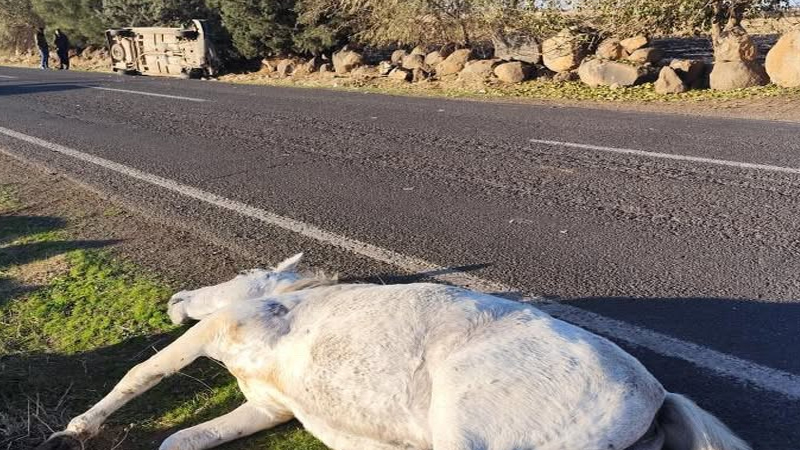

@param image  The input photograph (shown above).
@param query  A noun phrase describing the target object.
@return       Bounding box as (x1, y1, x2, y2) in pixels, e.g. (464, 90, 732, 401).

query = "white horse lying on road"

(39, 254, 750, 450)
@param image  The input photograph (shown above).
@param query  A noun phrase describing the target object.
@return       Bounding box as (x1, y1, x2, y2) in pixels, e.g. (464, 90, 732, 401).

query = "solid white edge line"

(1, 125, 799, 401)
(530, 138, 800, 175)
(85, 86, 207, 102)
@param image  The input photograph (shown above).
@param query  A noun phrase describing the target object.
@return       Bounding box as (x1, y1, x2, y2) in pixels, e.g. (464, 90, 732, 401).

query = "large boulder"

(577, 59, 643, 87)
(765, 28, 800, 88)
(378, 60, 394, 76)
(436, 49, 473, 77)
(388, 67, 411, 82)
(596, 38, 626, 60)
(626, 47, 663, 64)
(391, 49, 408, 66)
(714, 26, 757, 62)
(542, 29, 588, 72)
(424, 51, 446, 67)
(492, 33, 542, 64)
(620, 35, 649, 54)
(494, 61, 533, 83)
(654, 66, 687, 94)
(332, 48, 364, 74)
(459, 59, 500, 82)
(669, 59, 706, 87)
(709, 61, 768, 90)
(402, 53, 427, 70)
(277, 59, 296, 77)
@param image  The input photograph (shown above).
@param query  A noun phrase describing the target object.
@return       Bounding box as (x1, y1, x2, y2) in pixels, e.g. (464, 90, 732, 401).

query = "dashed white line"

(1, 125, 799, 400)
(85, 86, 207, 102)
(530, 138, 800, 175)
(0, 75, 18, 79)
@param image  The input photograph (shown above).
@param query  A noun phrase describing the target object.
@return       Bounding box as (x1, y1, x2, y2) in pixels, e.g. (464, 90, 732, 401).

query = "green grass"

(0, 184, 21, 212)
(0, 250, 173, 355)
(0, 203, 327, 449)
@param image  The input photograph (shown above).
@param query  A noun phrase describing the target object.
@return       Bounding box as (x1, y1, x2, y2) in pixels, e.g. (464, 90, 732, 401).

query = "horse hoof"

(36, 434, 82, 450)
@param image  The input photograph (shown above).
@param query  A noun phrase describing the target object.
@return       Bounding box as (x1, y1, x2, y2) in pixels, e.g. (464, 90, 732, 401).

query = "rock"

(424, 51, 445, 67)
(459, 59, 500, 82)
(765, 29, 800, 88)
(402, 53, 426, 70)
(492, 33, 541, 64)
(654, 67, 687, 94)
(669, 59, 706, 87)
(714, 26, 757, 62)
(577, 59, 643, 87)
(412, 68, 430, 83)
(410, 45, 430, 56)
(332, 48, 364, 74)
(351, 65, 378, 80)
(300, 56, 320, 74)
(620, 35, 649, 53)
(710, 61, 768, 90)
(493, 61, 533, 83)
(388, 67, 411, 81)
(436, 48, 473, 77)
(318, 63, 332, 73)
(626, 47, 663, 64)
(261, 59, 276, 73)
(596, 38, 626, 60)
(277, 59, 296, 77)
(391, 49, 408, 66)
(542, 29, 588, 73)
(553, 70, 579, 82)
(377, 60, 393, 76)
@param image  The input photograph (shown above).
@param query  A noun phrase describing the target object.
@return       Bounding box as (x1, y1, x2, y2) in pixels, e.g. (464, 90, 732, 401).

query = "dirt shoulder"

(3, 51, 800, 124)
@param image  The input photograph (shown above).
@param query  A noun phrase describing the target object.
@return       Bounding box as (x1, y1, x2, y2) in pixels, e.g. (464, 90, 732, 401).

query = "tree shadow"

(0, 215, 119, 307)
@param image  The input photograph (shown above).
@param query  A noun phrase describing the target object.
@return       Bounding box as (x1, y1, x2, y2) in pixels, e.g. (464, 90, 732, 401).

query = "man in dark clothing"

(54, 29, 70, 70)
(34, 28, 49, 70)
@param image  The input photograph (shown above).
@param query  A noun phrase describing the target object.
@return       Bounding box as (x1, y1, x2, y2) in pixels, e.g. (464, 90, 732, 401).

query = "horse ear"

(274, 253, 304, 272)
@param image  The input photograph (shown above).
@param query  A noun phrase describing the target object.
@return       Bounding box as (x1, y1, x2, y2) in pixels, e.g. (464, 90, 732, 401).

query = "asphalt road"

(1, 66, 799, 449)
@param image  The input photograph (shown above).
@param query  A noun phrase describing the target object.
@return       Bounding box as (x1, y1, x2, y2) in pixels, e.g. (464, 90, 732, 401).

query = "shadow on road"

(0, 82, 89, 96)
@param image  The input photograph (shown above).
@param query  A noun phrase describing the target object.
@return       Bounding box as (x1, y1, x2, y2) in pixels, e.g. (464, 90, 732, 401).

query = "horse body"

(38, 254, 750, 450)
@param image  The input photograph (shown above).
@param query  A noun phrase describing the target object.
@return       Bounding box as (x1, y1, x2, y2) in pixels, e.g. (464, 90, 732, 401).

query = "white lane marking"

(0, 75, 18, 79)
(85, 86, 206, 102)
(530, 138, 800, 175)
(1, 125, 799, 401)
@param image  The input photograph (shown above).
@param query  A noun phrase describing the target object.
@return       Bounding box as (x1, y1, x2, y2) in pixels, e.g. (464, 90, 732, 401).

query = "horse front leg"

(159, 401, 293, 450)
(36, 319, 218, 449)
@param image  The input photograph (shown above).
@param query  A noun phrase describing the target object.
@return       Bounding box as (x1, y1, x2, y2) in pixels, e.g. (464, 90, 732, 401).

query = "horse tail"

(655, 393, 751, 450)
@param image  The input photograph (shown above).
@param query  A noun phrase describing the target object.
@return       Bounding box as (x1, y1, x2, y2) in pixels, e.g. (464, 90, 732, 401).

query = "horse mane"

(273, 270, 339, 295)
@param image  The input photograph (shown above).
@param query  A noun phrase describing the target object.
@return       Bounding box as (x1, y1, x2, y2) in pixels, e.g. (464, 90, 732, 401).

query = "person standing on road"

(54, 29, 70, 70)
(34, 27, 49, 70)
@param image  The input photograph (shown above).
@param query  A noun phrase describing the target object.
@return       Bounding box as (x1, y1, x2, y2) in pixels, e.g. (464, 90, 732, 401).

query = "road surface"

(1, 66, 799, 449)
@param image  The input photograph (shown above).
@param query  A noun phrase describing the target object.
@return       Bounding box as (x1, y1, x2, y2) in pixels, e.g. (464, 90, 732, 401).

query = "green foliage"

(0, 249, 173, 354)
(0, 0, 42, 50)
(0, 184, 21, 212)
(31, 0, 107, 46)
(209, 0, 297, 58)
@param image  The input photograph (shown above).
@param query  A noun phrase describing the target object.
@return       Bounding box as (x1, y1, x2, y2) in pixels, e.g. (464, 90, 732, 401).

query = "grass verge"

(0, 180, 326, 449)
